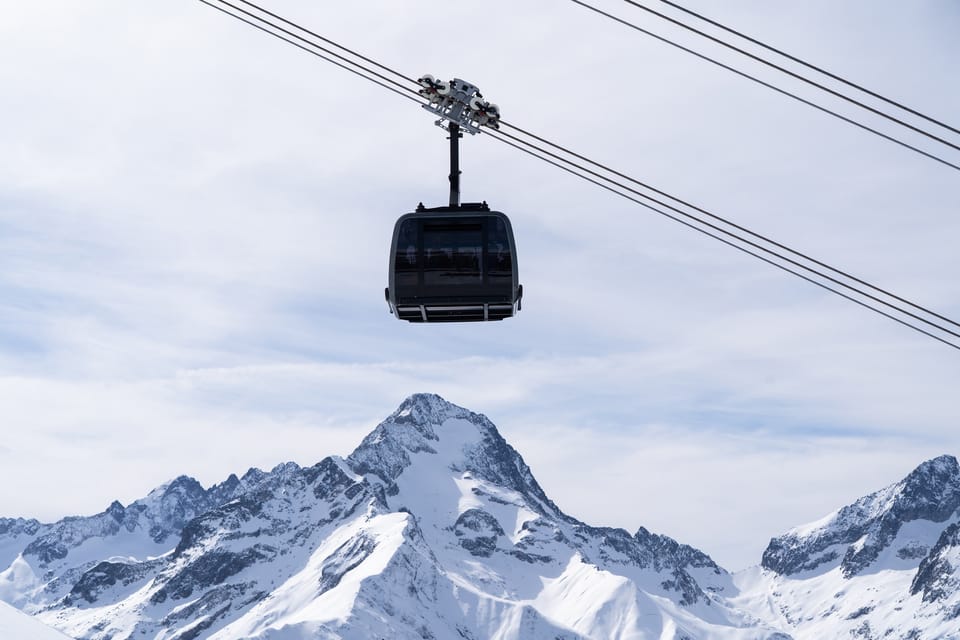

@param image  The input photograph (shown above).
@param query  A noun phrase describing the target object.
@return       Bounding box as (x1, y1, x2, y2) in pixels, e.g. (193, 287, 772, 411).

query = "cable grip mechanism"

(417, 75, 500, 135)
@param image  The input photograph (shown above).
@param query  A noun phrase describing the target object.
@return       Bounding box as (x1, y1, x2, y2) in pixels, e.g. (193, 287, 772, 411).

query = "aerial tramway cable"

(567, 0, 960, 174)
(652, 0, 960, 138)
(612, 0, 960, 152)
(488, 132, 960, 352)
(198, 0, 420, 101)
(495, 119, 960, 334)
(488, 126, 960, 341)
(198, 0, 960, 350)
(230, 0, 417, 86)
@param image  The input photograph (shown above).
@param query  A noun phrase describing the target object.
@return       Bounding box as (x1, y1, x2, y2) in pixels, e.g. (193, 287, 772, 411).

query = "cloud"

(0, 0, 957, 572)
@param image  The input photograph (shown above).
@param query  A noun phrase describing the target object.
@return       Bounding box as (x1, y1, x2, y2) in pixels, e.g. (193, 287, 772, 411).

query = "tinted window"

(394, 219, 418, 286)
(487, 217, 512, 283)
(423, 222, 482, 286)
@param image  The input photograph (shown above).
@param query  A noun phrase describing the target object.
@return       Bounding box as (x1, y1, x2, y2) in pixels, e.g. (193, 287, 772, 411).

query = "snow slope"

(0, 600, 71, 639)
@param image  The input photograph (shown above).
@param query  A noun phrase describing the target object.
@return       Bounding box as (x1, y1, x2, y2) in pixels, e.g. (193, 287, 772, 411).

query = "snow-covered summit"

(762, 454, 960, 577)
(391, 392, 476, 426)
(347, 392, 471, 482)
(350, 393, 491, 466)
(348, 393, 562, 517)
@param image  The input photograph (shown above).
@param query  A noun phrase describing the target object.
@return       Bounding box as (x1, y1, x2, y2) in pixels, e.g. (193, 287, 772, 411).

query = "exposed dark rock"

(319, 535, 376, 594)
(175, 605, 230, 640)
(151, 547, 272, 604)
(106, 501, 125, 522)
(0, 517, 42, 537)
(161, 583, 254, 626)
(66, 559, 162, 605)
(307, 457, 355, 501)
(635, 526, 722, 574)
(846, 605, 874, 620)
(910, 522, 960, 603)
(896, 542, 929, 560)
(24, 537, 71, 565)
(454, 509, 505, 536)
(508, 550, 553, 564)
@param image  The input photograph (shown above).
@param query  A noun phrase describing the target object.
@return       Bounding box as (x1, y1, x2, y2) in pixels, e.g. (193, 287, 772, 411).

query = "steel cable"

(491, 126, 960, 340)
(488, 131, 960, 351)
(615, 0, 960, 152)
(653, 0, 960, 138)
(568, 0, 960, 174)
(201, 0, 421, 100)
(498, 119, 960, 332)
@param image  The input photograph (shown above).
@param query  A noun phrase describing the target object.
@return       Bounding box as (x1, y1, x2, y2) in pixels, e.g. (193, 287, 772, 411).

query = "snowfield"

(0, 600, 71, 639)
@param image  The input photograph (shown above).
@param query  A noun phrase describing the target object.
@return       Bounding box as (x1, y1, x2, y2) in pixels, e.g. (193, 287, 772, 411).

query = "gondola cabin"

(386, 203, 522, 322)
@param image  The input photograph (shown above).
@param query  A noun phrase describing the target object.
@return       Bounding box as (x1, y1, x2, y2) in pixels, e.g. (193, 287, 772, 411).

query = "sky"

(1, 0, 958, 571)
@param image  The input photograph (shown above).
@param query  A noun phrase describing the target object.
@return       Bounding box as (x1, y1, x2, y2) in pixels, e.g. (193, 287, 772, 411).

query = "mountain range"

(1, 393, 957, 639)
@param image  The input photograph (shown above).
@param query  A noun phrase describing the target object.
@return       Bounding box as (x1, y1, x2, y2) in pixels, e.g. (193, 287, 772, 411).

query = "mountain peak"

(392, 393, 474, 426)
(913, 453, 958, 471)
(762, 453, 960, 577)
(345, 394, 564, 521)
(902, 454, 959, 494)
(347, 394, 496, 483)
(145, 475, 205, 502)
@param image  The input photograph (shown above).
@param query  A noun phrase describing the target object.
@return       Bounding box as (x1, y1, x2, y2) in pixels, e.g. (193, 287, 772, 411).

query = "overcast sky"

(1, 0, 958, 571)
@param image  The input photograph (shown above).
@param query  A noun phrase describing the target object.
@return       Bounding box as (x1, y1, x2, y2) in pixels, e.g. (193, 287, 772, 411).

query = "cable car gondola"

(386, 202, 521, 322)
(385, 77, 522, 323)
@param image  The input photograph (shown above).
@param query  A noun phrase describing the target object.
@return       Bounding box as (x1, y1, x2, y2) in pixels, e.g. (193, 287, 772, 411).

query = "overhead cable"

(498, 119, 960, 333)
(492, 125, 960, 339)
(488, 131, 960, 352)
(232, 0, 418, 90)
(200, 0, 419, 100)
(617, 0, 960, 152)
(567, 0, 960, 173)
(653, 0, 960, 138)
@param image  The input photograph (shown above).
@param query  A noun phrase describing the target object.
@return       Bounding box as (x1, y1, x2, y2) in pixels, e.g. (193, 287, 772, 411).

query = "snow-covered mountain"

(0, 469, 257, 609)
(733, 454, 960, 639)
(1, 394, 957, 639)
(0, 394, 785, 639)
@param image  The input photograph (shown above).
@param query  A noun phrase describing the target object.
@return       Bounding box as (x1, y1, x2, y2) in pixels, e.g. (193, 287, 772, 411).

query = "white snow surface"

(0, 600, 72, 639)
(732, 546, 960, 640)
